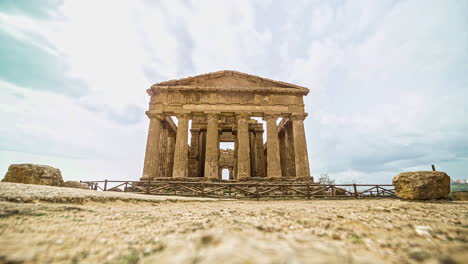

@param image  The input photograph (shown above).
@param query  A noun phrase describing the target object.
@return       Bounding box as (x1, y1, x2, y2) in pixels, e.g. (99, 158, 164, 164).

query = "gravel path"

(0, 182, 218, 203)
(0, 182, 467, 263)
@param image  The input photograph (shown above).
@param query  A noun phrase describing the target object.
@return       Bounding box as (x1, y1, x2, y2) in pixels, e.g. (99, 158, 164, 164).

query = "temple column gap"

(264, 114, 282, 178)
(204, 113, 219, 179)
(142, 113, 164, 179)
(173, 113, 190, 178)
(291, 114, 310, 177)
(236, 113, 251, 179)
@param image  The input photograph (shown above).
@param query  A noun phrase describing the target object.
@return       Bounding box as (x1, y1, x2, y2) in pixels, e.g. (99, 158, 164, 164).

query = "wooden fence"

(80, 180, 396, 200)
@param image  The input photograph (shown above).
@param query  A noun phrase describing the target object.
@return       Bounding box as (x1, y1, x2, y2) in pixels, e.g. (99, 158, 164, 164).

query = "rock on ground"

(393, 171, 450, 200)
(61, 181, 89, 189)
(452, 191, 468, 201)
(2, 164, 63, 186)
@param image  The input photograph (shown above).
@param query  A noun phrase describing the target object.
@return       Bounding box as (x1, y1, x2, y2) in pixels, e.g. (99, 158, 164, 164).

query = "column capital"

(263, 113, 279, 122)
(206, 113, 220, 121)
(176, 113, 191, 120)
(146, 111, 165, 120)
(236, 112, 251, 120)
(290, 113, 308, 121)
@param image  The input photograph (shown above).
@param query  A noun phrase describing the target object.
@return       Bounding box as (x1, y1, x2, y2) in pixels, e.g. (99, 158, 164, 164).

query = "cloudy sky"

(1, 0, 467, 183)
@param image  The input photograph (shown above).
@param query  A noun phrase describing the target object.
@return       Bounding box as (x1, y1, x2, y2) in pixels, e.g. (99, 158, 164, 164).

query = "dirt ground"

(0, 183, 467, 264)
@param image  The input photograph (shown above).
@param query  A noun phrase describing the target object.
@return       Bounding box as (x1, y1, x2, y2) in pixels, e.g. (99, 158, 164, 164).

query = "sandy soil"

(0, 183, 467, 264)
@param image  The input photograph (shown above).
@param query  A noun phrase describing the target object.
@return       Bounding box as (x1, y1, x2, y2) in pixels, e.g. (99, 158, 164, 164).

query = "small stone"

(415, 225, 432, 237)
(331, 233, 341, 240)
(143, 247, 152, 255)
(55, 239, 64, 245)
(127, 239, 138, 245)
(384, 223, 394, 230)
(408, 247, 431, 261)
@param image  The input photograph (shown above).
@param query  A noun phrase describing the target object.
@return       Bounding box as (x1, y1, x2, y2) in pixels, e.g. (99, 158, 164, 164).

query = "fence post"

(201, 182, 205, 197)
(331, 185, 335, 197)
(124, 182, 128, 192)
(228, 184, 231, 198)
(432, 165, 436, 171)
(376, 185, 380, 196)
(146, 178, 150, 194)
(307, 184, 311, 200)
(256, 183, 259, 201)
(104, 180, 108, 191)
(173, 183, 177, 195)
(353, 184, 358, 198)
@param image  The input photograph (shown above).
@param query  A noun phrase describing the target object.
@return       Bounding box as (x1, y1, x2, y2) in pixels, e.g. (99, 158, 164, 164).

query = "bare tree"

(318, 173, 335, 185)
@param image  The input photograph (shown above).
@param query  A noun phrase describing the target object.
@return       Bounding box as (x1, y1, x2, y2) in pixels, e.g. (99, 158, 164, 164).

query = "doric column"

(198, 131, 207, 177)
(142, 113, 164, 179)
(165, 131, 176, 178)
(254, 129, 266, 177)
(285, 121, 296, 176)
(189, 128, 200, 177)
(264, 114, 282, 177)
(236, 113, 251, 179)
(291, 114, 310, 177)
(204, 113, 219, 179)
(249, 131, 257, 177)
(158, 124, 169, 177)
(173, 113, 190, 178)
(279, 130, 287, 176)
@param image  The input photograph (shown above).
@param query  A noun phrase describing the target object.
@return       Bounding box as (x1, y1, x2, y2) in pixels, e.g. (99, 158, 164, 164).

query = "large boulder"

(393, 171, 450, 200)
(2, 164, 63, 186)
(61, 181, 89, 189)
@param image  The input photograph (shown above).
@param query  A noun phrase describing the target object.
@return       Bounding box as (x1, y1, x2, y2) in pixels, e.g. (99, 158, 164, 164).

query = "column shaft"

(285, 122, 296, 176)
(255, 130, 266, 177)
(279, 131, 287, 176)
(173, 113, 190, 178)
(158, 124, 168, 177)
(292, 114, 310, 177)
(264, 114, 282, 177)
(188, 129, 200, 177)
(165, 131, 175, 178)
(249, 131, 257, 177)
(236, 114, 251, 179)
(204, 114, 219, 179)
(142, 113, 164, 179)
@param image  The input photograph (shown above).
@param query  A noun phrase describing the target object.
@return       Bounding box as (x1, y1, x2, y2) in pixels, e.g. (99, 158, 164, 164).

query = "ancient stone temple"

(141, 70, 311, 181)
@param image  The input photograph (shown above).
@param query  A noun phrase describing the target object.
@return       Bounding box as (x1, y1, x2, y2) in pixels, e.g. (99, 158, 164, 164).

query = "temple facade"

(141, 70, 311, 181)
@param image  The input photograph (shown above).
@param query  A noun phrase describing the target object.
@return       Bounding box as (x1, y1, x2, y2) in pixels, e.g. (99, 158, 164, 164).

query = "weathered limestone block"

(2, 164, 63, 186)
(393, 171, 450, 200)
(61, 181, 89, 189)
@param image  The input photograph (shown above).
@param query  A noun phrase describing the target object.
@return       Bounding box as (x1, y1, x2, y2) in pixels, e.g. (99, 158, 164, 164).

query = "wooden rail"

(80, 180, 396, 200)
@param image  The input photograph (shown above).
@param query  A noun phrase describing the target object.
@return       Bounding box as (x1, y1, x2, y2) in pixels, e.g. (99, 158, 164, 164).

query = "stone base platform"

(140, 177, 314, 183)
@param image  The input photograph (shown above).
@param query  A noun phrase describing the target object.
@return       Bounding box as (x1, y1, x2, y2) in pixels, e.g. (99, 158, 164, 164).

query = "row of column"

(142, 112, 310, 179)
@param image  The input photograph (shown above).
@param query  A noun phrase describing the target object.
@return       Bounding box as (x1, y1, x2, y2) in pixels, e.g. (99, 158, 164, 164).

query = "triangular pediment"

(154, 70, 306, 90)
